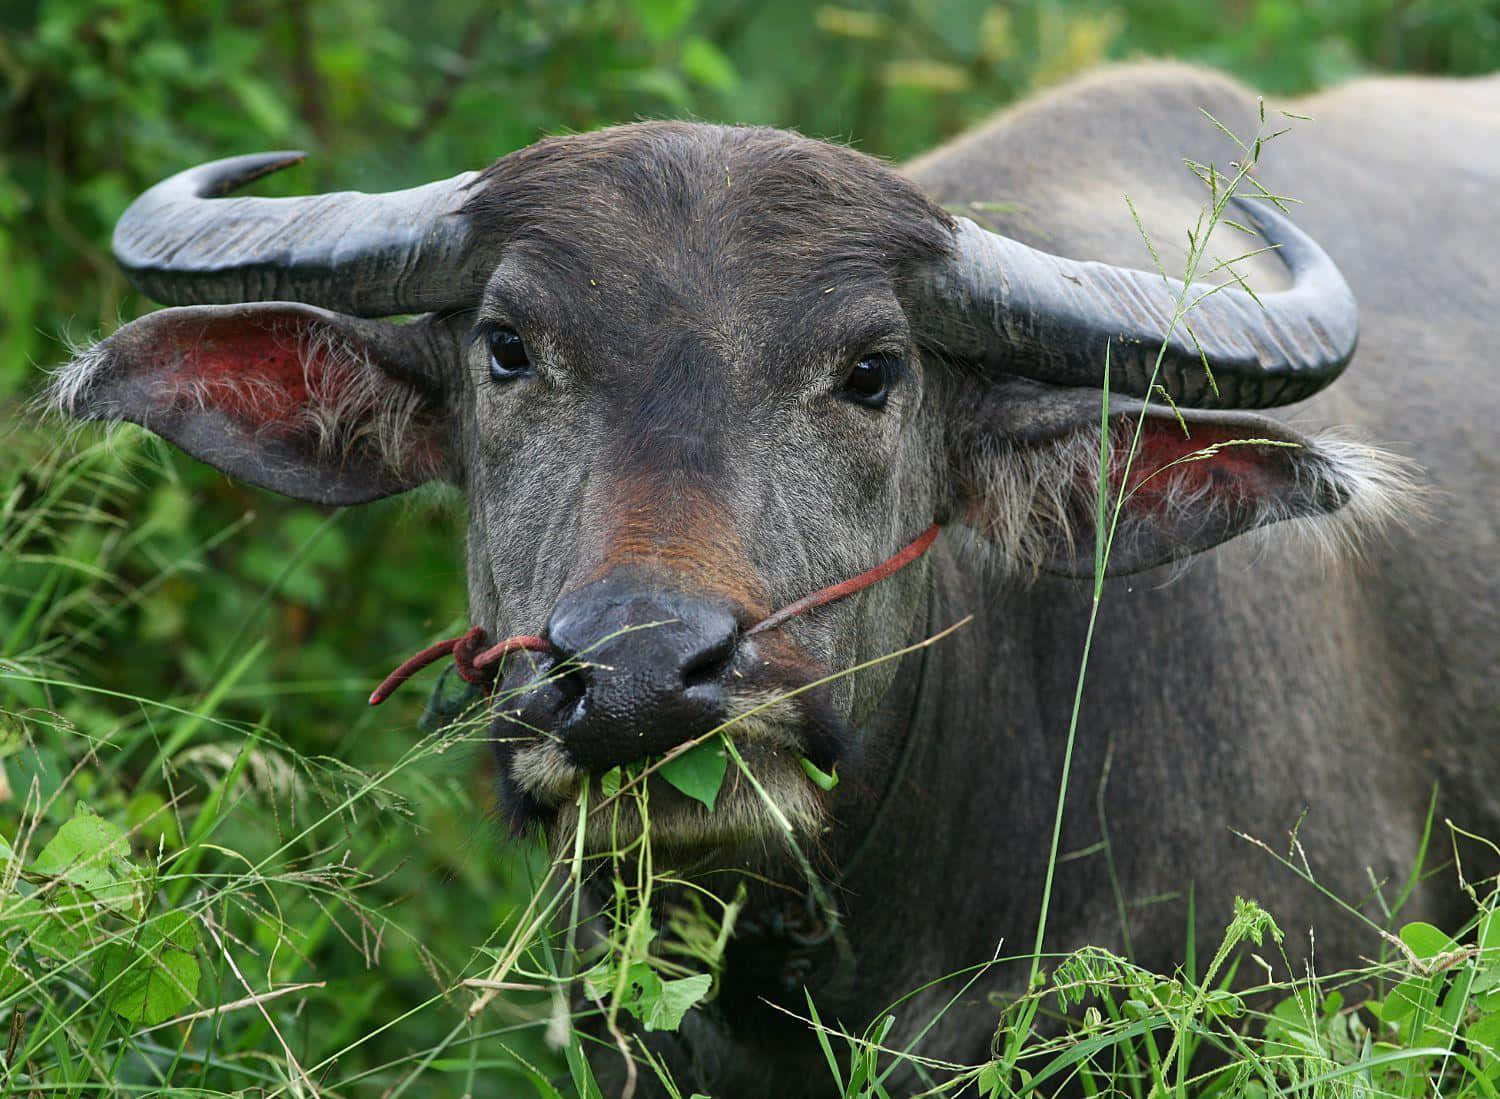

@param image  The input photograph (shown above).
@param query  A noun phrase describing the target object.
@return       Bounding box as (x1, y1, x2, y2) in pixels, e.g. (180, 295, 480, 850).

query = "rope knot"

(452, 626, 492, 688)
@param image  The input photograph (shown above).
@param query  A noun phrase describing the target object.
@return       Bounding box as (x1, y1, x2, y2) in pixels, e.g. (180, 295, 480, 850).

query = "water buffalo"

(51, 61, 1498, 1095)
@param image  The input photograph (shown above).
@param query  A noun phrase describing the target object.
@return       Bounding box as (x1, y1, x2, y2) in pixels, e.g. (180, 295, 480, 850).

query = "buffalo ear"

(50, 303, 460, 506)
(946, 377, 1403, 577)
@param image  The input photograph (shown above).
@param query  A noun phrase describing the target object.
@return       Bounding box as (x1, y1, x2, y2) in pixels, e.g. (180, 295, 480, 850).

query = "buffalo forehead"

(463, 120, 953, 357)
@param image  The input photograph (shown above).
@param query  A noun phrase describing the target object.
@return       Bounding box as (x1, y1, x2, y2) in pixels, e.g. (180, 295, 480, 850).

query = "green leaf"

(31, 807, 141, 915)
(94, 909, 201, 1026)
(229, 76, 295, 139)
(0, 953, 29, 1000)
(12, 889, 94, 958)
(642, 973, 711, 1032)
(1472, 963, 1500, 995)
(1467, 1002, 1500, 1052)
(799, 757, 839, 791)
(1378, 975, 1437, 1023)
(1399, 921, 1454, 960)
(126, 792, 181, 849)
(1205, 988, 1244, 1018)
(1481, 902, 1500, 956)
(680, 38, 737, 91)
(600, 766, 622, 798)
(660, 737, 727, 812)
(638, 0, 696, 41)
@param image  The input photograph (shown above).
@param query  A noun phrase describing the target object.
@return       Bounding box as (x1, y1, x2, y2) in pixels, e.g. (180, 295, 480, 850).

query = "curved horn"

(112, 152, 484, 317)
(918, 197, 1358, 409)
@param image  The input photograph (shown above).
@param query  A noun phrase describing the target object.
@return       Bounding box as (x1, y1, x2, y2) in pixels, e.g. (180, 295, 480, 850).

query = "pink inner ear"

(1114, 419, 1289, 508)
(152, 312, 332, 432)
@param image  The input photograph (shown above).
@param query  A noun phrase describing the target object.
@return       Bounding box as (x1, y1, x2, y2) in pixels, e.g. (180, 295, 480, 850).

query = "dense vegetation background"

(1, 0, 1496, 1094)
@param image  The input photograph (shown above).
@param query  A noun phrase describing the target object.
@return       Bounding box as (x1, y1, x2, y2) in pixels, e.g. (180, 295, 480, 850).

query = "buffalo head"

(51, 123, 1370, 855)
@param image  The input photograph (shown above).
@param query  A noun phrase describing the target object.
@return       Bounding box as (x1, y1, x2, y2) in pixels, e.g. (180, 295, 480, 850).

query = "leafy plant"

(2, 805, 201, 1028)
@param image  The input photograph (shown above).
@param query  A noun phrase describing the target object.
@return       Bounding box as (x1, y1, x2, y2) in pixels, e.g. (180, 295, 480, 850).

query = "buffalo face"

(455, 126, 953, 848)
(52, 121, 1380, 860)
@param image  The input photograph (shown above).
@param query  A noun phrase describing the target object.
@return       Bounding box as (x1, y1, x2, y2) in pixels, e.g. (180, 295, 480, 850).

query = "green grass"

(11, 435, 1500, 1099)
(0, 430, 569, 1094)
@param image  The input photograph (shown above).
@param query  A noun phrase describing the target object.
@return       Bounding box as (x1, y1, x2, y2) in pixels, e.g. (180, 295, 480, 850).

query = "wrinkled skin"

(53, 64, 1500, 1097)
(458, 200, 943, 729)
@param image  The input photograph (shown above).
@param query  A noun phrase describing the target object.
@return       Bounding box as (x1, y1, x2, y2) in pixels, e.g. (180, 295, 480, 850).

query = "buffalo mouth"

(486, 651, 849, 857)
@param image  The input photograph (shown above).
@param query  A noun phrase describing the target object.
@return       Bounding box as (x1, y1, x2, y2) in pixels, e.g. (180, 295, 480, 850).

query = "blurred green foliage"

(0, 0, 1495, 1092)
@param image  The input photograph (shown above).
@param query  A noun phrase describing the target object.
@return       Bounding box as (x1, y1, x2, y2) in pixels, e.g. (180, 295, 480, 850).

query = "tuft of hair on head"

(462, 121, 956, 288)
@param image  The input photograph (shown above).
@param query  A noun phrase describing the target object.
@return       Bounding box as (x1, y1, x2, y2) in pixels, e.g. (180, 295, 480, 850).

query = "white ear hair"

(297, 323, 435, 478)
(955, 419, 1422, 578)
(46, 319, 445, 487)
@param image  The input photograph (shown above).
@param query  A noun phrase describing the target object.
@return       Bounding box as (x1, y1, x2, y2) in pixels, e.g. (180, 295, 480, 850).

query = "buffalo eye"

(842, 353, 898, 409)
(486, 326, 532, 381)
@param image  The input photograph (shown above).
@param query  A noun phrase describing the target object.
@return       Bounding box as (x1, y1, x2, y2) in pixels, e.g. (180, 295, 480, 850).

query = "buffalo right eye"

(487, 326, 532, 381)
(842, 353, 898, 409)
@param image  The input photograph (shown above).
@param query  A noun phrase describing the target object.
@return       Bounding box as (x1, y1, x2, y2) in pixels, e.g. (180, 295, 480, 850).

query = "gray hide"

(606, 64, 1500, 1097)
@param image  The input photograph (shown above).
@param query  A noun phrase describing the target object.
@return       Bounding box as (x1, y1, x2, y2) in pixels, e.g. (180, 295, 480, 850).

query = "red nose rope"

(368, 522, 941, 706)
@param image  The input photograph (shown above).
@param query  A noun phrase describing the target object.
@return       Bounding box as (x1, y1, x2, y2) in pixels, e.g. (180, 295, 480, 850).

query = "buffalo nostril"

(551, 665, 587, 719)
(681, 629, 736, 688)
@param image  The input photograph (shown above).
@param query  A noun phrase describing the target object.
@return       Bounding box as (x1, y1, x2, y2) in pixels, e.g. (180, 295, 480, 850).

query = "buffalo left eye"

(487, 326, 532, 381)
(843, 354, 897, 409)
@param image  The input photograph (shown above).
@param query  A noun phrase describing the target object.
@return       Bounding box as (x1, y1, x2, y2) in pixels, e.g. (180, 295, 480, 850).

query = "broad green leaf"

(0, 952, 28, 999)
(94, 909, 201, 1025)
(1204, 988, 1244, 1018)
(1378, 975, 1437, 1023)
(0, 895, 48, 935)
(1480, 902, 1500, 960)
(580, 958, 615, 1002)
(1439, 960, 1477, 1034)
(799, 757, 839, 791)
(0, 892, 94, 964)
(642, 973, 711, 1032)
(11, 888, 94, 958)
(31, 807, 141, 915)
(619, 961, 662, 1015)
(660, 737, 727, 812)
(1399, 921, 1454, 960)
(600, 767, 622, 798)
(1467, 1003, 1500, 1053)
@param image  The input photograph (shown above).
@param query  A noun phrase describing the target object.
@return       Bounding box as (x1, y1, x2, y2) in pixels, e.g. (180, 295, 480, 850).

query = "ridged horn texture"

(112, 152, 483, 318)
(918, 197, 1358, 409)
